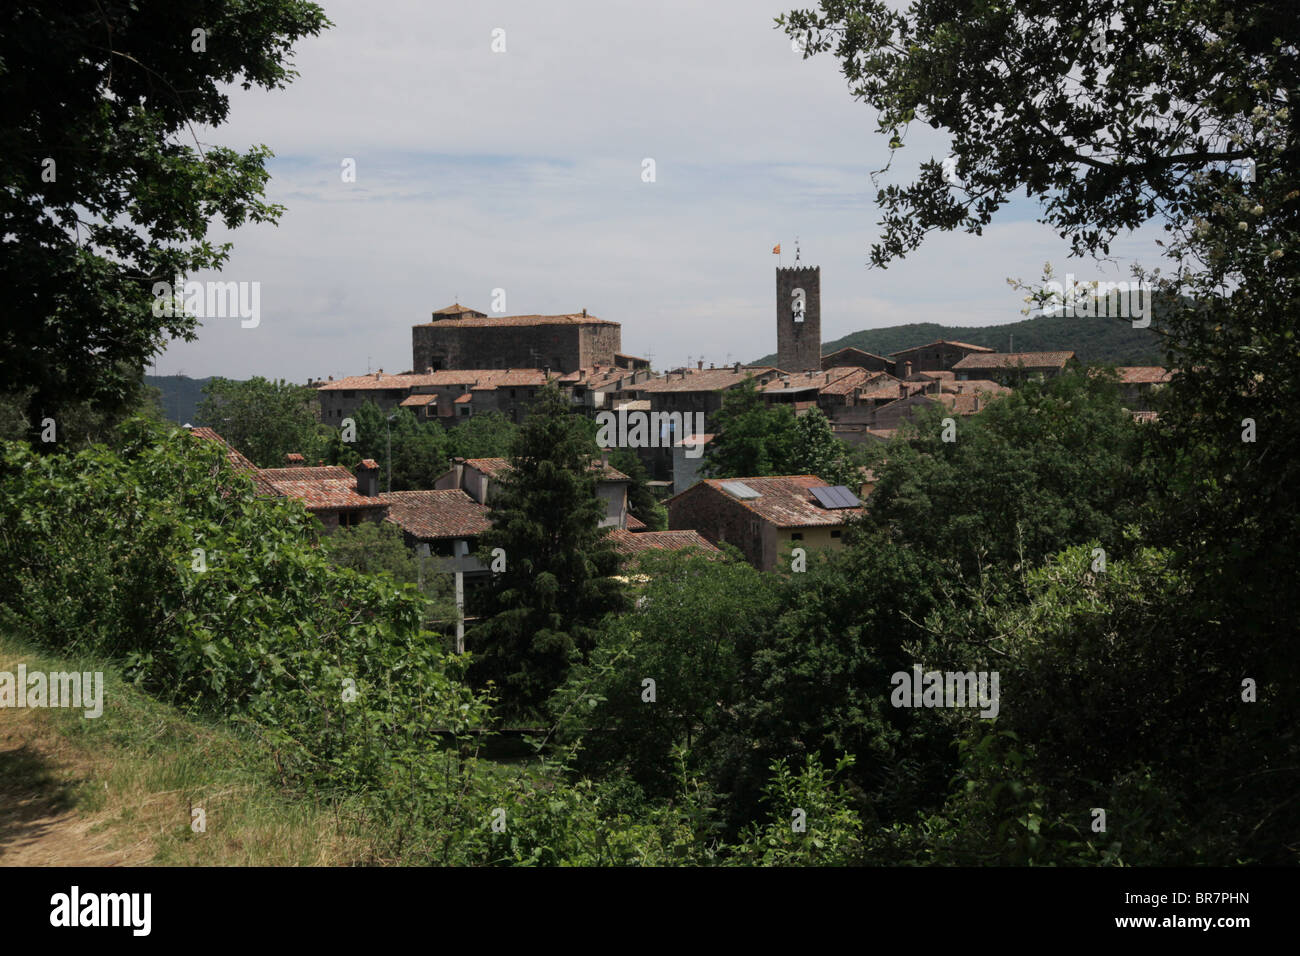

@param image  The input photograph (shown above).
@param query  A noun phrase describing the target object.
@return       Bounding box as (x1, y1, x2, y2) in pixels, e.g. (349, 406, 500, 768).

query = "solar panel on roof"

(833, 485, 861, 507)
(811, 485, 861, 509)
(721, 481, 760, 500)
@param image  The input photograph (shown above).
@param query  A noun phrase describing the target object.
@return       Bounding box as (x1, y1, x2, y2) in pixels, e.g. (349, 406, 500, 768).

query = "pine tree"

(471, 384, 628, 715)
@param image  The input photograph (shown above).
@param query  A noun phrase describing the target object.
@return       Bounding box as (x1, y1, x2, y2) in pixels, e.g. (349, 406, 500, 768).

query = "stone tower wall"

(776, 266, 821, 372)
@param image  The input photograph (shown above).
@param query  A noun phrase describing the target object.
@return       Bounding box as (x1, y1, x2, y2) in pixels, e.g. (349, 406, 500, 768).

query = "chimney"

(355, 459, 380, 497)
(285, 452, 305, 464)
(582, 308, 587, 317)
(900, 381, 908, 398)
(904, 361, 913, 379)
(697, 360, 704, 370)
(734, 361, 741, 373)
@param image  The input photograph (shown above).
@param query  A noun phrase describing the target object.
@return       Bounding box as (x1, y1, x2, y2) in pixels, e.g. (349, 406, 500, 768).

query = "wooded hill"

(753, 314, 1164, 367)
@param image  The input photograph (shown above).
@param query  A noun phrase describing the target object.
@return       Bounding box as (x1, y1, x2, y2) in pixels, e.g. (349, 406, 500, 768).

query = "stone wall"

(776, 266, 822, 373)
(412, 322, 620, 373)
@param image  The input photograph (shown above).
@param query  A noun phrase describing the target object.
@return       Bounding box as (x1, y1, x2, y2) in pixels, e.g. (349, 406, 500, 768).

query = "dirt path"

(0, 709, 152, 866)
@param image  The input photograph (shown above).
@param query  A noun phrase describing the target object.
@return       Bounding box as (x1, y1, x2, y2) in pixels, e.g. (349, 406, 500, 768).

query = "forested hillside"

(146, 375, 218, 425)
(753, 314, 1162, 367)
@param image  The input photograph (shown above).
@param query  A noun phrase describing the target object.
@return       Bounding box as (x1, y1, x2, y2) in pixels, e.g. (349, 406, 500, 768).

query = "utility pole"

(385, 413, 396, 493)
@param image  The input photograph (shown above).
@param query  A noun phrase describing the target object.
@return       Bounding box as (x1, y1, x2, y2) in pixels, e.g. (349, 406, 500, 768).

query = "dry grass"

(0, 637, 371, 866)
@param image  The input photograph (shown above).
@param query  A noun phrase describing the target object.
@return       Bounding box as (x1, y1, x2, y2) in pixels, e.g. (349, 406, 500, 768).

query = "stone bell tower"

(776, 264, 821, 372)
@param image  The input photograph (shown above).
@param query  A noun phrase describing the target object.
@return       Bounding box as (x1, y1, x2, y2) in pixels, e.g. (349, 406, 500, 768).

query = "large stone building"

(775, 266, 822, 373)
(412, 303, 621, 374)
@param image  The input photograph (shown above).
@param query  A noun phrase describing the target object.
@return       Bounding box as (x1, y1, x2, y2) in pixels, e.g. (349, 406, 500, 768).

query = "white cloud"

(157, 0, 1170, 378)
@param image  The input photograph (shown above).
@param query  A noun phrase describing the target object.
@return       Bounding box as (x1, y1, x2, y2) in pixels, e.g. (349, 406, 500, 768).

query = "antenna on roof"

(794, 236, 801, 265)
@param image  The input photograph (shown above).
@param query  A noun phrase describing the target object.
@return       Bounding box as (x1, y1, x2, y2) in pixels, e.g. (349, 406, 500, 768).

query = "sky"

(155, 0, 1165, 381)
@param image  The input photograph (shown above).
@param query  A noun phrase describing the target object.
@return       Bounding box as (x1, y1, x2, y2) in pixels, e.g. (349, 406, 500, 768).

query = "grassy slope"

(0, 633, 366, 866)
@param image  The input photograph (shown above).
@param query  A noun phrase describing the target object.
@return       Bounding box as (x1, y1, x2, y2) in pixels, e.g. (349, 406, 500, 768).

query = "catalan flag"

(772, 244, 781, 255)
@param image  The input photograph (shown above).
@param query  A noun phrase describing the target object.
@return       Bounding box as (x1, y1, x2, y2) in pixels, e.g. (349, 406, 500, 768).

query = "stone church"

(412, 303, 622, 373)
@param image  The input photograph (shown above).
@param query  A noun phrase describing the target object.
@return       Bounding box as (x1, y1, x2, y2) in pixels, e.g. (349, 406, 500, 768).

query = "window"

(342, 390, 355, 398)
(339, 511, 361, 528)
(831, 530, 842, 539)
(791, 532, 803, 541)
(459, 407, 471, 417)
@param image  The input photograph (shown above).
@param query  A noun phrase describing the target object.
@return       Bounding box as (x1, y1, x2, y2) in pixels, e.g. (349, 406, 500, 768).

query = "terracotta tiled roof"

(818, 368, 876, 396)
(1115, 366, 1174, 384)
(1130, 410, 1160, 423)
(858, 380, 927, 401)
(462, 457, 512, 479)
(414, 313, 618, 328)
(317, 369, 551, 391)
(558, 365, 637, 389)
(462, 457, 631, 482)
(931, 393, 994, 415)
(911, 369, 956, 381)
(821, 345, 893, 364)
(634, 367, 779, 393)
(952, 351, 1076, 370)
(762, 367, 869, 396)
(316, 373, 436, 390)
(186, 427, 280, 496)
(400, 394, 437, 407)
(625, 513, 646, 530)
(890, 340, 995, 356)
(609, 528, 720, 556)
(258, 466, 383, 511)
(380, 490, 491, 539)
(431, 303, 487, 317)
(941, 379, 1013, 396)
(454, 393, 473, 404)
(260, 465, 354, 482)
(677, 476, 864, 529)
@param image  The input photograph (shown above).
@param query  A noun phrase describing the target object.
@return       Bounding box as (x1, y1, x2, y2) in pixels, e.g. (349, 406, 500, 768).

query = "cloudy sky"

(155, 0, 1163, 381)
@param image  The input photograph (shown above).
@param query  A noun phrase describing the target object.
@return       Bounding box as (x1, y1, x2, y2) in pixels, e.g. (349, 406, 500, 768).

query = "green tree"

(471, 385, 628, 716)
(781, 0, 1300, 862)
(787, 407, 858, 486)
(0, 0, 330, 433)
(196, 376, 327, 468)
(318, 519, 418, 582)
(330, 401, 450, 492)
(864, 370, 1150, 576)
(702, 378, 798, 479)
(446, 410, 519, 460)
(549, 550, 778, 799)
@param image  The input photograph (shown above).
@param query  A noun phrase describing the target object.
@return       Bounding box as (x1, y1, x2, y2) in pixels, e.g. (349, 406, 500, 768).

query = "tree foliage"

(471, 385, 628, 716)
(196, 375, 327, 468)
(0, 0, 330, 430)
